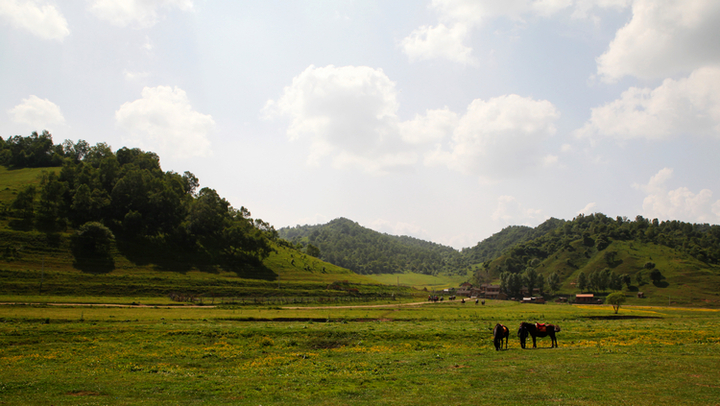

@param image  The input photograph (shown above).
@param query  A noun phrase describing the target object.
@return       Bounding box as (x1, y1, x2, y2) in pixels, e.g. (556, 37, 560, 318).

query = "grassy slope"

(0, 166, 59, 203)
(488, 238, 720, 307)
(0, 167, 394, 300)
(363, 271, 473, 291)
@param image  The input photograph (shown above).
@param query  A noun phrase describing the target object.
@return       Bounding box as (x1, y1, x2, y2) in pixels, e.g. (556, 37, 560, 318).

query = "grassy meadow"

(1, 300, 719, 405)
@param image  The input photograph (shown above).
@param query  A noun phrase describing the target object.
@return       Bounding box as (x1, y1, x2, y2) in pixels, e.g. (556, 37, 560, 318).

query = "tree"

(599, 268, 611, 291)
(306, 243, 321, 258)
(11, 185, 36, 221)
(76, 221, 115, 253)
(524, 267, 538, 296)
(536, 273, 545, 295)
(609, 272, 623, 291)
(649, 269, 663, 284)
(635, 271, 644, 286)
(577, 271, 587, 292)
(622, 274, 632, 289)
(547, 272, 561, 294)
(605, 291, 626, 314)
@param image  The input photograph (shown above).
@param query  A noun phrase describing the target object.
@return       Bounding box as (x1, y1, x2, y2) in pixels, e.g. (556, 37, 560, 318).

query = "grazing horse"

(517, 322, 560, 348)
(493, 323, 509, 350)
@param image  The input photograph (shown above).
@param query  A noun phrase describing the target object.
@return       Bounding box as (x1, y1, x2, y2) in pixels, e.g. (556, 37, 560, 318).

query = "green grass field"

(1, 300, 718, 405)
(363, 271, 472, 290)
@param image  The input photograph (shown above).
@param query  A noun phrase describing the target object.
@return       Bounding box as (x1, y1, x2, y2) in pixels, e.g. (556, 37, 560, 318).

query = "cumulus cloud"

(634, 168, 720, 223)
(115, 86, 214, 159)
(263, 65, 424, 174)
(597, 0, 720, 82)
(265, 65, 560, 179)
(398, 107, 458, 144)
(401, 0, 626, 64)
(8, 95, 65, 129)
(492, 195, 545, 225)
(87, 0, 193, 28)
(401, 23, 477, 65)
(0, 0, 69, 40)
(425, 94, 560, 181)
(576, 66, 720, 140)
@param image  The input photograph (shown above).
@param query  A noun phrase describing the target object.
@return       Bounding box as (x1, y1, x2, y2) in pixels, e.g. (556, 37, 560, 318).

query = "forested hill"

(474, 213, 720, 305)
(461, 218, 565, 265)
(0, 131, 278, 275)
(278, 218, 468, 275)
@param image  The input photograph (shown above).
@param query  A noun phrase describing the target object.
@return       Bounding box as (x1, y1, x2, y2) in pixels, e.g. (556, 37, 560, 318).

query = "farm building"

(575, 294, 602, 304)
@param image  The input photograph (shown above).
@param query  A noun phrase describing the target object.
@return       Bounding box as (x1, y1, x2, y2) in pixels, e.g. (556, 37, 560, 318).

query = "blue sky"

(2, 0, 720, 249)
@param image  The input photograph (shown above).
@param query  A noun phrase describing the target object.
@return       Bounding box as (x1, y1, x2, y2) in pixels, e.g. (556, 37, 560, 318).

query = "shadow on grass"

(71, 239, 115, 274)
(115, 237, 278, 281)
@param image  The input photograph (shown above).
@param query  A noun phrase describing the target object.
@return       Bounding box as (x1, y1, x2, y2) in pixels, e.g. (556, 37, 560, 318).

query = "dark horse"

(493, 323, 509, 350)
(517, 322, 560, 348)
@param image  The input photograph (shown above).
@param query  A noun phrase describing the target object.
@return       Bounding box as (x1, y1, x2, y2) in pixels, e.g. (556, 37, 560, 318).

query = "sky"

(2, 0, 720, 250)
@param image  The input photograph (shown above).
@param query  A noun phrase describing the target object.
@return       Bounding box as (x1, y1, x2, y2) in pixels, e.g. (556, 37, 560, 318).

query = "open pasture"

(1, 301, 719, 405)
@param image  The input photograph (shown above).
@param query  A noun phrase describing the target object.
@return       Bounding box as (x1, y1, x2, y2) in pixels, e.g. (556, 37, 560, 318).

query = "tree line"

(1, 131, 277, 273)
(278, 218, 468, 275)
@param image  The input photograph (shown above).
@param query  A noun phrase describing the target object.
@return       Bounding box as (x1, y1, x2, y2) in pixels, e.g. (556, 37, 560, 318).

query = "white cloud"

(123, 69, 149, 81)
(87, 0, 193, 28)
(578, 202, 597, 215)
(401, 0, 626, 64)
(266, 65, 560, 179)
(0, 0, 69, 40)
(263, 65, 421, 174)
(400, 23, 477, 65)
(398, 107, 458, 144)
(115, 86, 214, 159)
(597, 0, 720, 82)
(492, 195, 545, 225)
(576, 66, 720, 140)
(8, 95, 65, 129)
(425, 94, 560, 181)
(634, 168, 720, 223)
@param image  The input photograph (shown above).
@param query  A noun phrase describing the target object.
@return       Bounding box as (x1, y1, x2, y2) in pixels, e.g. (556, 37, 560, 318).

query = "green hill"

(3, 132, 720, 306)
(278, 218, 468, 275)
(461, 218, 565, 264)
(475, 213, 720, 307)
(0, 134, 404, 301)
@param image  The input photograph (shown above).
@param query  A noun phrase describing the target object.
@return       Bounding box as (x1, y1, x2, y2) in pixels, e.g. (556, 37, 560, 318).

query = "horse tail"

(555, 325, 561, 332)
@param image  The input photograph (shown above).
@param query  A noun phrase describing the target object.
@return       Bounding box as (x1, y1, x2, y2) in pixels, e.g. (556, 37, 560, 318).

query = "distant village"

(432, 282, 646, 305)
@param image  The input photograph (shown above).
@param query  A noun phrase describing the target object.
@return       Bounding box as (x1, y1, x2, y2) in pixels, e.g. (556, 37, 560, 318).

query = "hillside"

(476, 213, 720, 306)
(0, 133, 406, 300)
(278, 218, 468, 275)
(461, 218, 565, 264)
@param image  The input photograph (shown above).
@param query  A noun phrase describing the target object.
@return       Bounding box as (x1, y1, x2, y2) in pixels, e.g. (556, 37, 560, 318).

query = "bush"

(76, 221, 115, 253)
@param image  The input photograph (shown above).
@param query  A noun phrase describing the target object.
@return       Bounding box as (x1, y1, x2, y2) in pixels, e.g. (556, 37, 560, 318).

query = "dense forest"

(487, 213, 720, 273)
(281, 212, 720, 297)
(461, 218, 565, 264)
(475, 212, 720, 298)
(278, 218, 468, 275)
(0, 131, 277, 273)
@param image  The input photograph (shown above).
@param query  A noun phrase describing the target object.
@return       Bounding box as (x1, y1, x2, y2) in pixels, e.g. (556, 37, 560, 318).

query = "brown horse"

(517, 322, 560, 348)
(493, 323, 509, 350)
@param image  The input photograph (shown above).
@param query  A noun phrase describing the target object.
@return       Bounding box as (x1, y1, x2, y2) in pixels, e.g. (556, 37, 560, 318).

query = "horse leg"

(531, 334, 537, 348)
